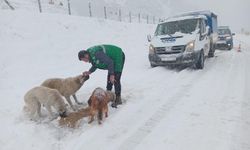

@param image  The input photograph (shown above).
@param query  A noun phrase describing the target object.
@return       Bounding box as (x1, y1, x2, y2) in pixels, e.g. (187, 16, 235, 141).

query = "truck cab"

(148, 11, 218, 69)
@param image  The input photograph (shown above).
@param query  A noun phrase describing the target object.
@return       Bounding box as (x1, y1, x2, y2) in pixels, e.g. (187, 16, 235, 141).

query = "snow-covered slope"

(1, 10, 250, 150)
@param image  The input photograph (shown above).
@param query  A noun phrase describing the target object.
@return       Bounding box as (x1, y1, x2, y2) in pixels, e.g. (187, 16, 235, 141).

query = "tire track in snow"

(229, 51, 250, 150)
(118, 67, 212, 150)
(118, 51, 239, 150)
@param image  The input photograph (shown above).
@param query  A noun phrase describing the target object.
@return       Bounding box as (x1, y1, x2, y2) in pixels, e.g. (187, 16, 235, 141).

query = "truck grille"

(218, 36, 226, 40)
(155, 45, 185, 54)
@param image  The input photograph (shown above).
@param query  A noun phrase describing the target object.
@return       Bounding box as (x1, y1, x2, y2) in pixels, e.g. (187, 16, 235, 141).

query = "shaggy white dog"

(23, 86, 67, 120)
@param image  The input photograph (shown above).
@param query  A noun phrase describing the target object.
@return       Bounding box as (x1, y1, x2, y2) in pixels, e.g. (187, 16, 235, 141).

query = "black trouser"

(106, 53, 125, 96)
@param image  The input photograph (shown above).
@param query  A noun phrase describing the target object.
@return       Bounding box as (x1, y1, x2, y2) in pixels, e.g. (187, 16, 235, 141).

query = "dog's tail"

(23, 105, 29, 112)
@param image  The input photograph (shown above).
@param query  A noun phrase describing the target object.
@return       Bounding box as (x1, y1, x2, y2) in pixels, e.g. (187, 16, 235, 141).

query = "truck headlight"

(185, 41, 195, 52)
(149, 44, 155, 54)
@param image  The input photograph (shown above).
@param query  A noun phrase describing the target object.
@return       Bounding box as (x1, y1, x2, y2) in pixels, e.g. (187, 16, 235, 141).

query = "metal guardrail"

(1, 0, 163, 24)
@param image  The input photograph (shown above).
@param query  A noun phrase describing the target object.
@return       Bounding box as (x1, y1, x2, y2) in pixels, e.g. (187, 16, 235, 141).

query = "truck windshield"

(155, 19, 198, 36)
(218, 29, 231, 35)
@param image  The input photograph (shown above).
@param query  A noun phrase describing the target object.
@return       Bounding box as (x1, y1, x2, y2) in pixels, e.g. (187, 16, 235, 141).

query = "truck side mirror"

(147, 34, 152, 42)
(232, 33, 235, 36)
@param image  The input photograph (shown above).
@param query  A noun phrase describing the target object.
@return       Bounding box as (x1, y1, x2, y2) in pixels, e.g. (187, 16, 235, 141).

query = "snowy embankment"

(0, 10, 250, 150)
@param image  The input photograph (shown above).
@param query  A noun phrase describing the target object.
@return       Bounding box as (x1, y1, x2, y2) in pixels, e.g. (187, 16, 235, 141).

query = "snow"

(165, 14, 206, 23)
(1, 9, 250, 150)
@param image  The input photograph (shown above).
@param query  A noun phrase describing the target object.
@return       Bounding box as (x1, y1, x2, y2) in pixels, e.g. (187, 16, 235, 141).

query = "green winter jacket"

(87, 44, 125, 73)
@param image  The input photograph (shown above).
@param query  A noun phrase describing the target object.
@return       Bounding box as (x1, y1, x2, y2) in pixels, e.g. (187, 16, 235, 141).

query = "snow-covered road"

(0, 10, 249, 150)
(67, 47, 250, 150)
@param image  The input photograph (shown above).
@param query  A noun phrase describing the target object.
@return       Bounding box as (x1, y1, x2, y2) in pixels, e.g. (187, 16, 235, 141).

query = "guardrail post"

(138, 13, 141, 23)
(88, 2, 92, 17)
(118, 9, 122, 21)
(37, 0, 42, 13)
(67, 0, 71, 15)
(129, 12, 132, 23)
(3, 0, 15, 10)
(104, 6, 107, 19)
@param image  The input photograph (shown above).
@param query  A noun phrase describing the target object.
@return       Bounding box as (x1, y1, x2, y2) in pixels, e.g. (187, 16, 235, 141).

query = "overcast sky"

(169, 0, 249, 32)
(72, 0, 249, 32)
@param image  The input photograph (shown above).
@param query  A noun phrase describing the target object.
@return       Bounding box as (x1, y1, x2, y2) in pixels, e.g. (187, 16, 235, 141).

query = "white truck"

(148, 11, 218, 69)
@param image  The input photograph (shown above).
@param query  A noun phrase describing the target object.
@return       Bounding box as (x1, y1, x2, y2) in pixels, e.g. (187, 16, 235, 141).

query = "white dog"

(23, 86, 67, 120)
(41, 74, 89, 110)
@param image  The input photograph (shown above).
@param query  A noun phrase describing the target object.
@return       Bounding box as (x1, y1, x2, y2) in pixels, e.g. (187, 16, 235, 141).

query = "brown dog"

(88, 87, 115, 124)
(59, 107, 91, 128)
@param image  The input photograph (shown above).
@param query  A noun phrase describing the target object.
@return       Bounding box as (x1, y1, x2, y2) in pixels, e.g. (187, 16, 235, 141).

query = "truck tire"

(228, 44, 233, 50)
(196, 50, 204, 69)
(150, 63, 157, 68)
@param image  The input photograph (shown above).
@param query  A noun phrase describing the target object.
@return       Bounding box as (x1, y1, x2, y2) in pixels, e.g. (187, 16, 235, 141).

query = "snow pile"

(0, 9, 250, 150)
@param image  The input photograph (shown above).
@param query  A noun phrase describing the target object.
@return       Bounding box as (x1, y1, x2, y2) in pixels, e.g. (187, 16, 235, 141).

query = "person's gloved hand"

(110, 75, 115, 84)
(83, 71, 91, 76)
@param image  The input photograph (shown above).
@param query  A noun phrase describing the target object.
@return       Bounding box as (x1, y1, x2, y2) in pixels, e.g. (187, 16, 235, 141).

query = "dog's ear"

(79, 75, 89, 84)
(87, 96, 92, 106)
(83, 75, 89, 81)
(79, 75, 85, 84)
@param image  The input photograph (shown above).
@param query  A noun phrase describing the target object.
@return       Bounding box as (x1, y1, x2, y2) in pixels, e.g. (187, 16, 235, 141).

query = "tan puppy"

(41, 74, 89, 110)
(23, 86, 67, 120)
(59, 107, 91, 128)
(88, 87, 114, 124)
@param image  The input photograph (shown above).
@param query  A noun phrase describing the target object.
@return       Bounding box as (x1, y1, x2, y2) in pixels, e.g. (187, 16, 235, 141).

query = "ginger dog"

(59, 107, 91, 128)
(88, 87, 114, 124)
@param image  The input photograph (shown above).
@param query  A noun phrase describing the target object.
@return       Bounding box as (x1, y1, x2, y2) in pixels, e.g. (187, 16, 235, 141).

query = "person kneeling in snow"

(78, 44, 125, 108)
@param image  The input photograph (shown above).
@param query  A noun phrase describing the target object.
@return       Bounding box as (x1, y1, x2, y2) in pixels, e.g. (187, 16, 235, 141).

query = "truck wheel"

(196, 51, 204, 69)
(150, 63, 157, 68)
(228, 44, 233, 50)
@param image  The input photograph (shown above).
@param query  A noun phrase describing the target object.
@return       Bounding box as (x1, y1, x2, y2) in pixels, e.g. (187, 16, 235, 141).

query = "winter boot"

(111, 95, 122, 108)
(116, 95, 122, 105)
